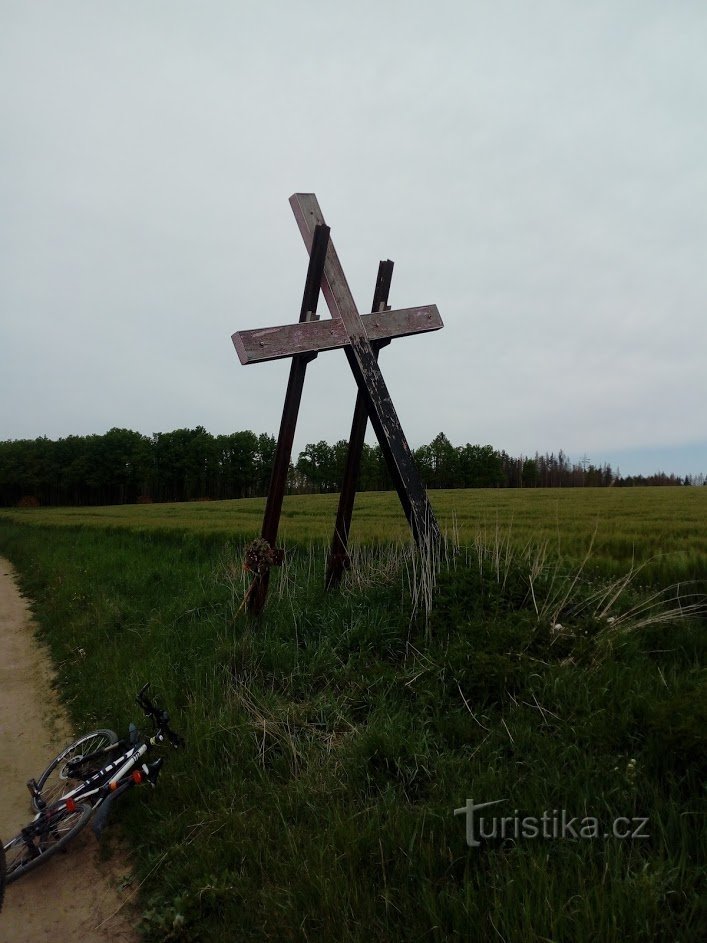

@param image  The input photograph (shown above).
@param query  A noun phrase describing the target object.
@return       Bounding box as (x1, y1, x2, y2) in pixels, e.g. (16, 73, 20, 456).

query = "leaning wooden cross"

(232, 193, 443, 614)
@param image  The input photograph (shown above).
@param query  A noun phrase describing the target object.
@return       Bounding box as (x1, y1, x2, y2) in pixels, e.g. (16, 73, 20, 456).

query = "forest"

(0, 427, 701, 507)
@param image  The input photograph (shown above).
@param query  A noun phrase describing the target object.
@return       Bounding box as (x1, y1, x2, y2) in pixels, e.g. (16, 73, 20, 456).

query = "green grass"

(0, 505, 705, 941)
(2, 486, 707, 586)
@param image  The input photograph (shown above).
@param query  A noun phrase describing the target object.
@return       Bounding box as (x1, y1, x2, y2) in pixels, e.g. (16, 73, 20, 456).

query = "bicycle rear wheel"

(3, 802, 92, 883)
(33, 729, 119, 809)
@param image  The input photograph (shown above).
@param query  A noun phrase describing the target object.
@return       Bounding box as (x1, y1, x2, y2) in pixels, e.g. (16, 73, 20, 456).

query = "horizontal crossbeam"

(232, 304, 442, 365)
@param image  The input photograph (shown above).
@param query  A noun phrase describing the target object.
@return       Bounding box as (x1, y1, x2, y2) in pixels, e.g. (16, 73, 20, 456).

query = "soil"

(0, 557, 138, 942)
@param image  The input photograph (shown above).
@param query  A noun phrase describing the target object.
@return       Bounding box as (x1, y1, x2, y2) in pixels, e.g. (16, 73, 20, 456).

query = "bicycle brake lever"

(136, 682, 158, 715)
(145, 757, 164, 784)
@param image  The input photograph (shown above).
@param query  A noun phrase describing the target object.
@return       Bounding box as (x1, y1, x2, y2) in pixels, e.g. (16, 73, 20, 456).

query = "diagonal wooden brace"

(326, 259, 394, 589)
(289, 193, 441, 549)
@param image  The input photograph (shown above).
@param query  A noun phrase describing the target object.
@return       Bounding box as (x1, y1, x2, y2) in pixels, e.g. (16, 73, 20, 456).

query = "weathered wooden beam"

(232, 304, 442, 365)
(289, 193, 441, 549)
(247, 223, 330, 616)
(326, 259, 394, 589)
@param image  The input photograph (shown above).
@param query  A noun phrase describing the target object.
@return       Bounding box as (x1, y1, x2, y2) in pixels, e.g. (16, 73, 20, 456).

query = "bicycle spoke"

(4, 804, 89, 881)
(36, 730, 118, 808)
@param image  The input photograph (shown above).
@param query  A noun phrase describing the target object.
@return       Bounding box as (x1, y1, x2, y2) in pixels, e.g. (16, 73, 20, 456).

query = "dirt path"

(0, 557, 138, 942)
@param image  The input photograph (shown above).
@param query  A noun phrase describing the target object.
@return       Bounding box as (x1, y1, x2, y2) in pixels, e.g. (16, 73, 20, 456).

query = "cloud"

(1, 1, 705, 476)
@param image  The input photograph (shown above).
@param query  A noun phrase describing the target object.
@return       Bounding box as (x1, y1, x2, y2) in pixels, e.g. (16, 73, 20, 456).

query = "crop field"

(2, 486, 706, 586)
(0, 487, 705, 941)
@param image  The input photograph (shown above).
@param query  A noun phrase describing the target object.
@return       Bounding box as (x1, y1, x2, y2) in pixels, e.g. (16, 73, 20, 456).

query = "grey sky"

(2, 1, 705, 477)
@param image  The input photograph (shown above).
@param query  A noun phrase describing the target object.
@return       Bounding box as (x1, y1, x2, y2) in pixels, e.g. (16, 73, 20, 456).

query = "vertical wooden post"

(247, 224, 330, 615)
(325, 260, 394, 588)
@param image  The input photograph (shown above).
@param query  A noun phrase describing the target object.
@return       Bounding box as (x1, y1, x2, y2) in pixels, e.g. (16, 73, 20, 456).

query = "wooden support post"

(326, 260, 394, 588)
(247, 223, 330, 615)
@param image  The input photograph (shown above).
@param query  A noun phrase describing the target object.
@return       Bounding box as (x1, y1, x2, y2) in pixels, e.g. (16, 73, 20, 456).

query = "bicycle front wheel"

(4, 802, 92, 884)
(0, 840, 5, 911)
(34, 729, 119, 809)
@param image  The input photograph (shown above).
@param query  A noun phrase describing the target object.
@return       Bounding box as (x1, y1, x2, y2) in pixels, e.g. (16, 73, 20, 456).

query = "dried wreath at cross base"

(244, 538, 284, 576)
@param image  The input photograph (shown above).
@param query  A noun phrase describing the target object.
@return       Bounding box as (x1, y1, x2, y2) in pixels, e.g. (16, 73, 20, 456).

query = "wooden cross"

(232, 193, 443, 613)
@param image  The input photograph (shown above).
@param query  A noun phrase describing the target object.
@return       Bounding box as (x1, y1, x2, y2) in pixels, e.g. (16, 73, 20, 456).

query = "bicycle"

(2, 683, 183, 884)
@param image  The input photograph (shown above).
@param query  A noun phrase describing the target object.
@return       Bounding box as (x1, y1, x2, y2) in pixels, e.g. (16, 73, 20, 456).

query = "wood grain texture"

(232, 305, 441, 364)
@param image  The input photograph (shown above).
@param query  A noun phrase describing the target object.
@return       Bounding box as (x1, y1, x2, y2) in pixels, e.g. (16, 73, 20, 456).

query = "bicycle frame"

(24, 734, 159, 839)
(55, 738, 152, 804)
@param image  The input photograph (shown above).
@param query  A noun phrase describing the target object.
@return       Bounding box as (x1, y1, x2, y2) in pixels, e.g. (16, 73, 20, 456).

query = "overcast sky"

(2, 1, 705, 477)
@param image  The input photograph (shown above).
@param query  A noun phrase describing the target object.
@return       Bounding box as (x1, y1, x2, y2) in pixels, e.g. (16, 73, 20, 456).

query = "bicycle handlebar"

(136, 683, 185, 749)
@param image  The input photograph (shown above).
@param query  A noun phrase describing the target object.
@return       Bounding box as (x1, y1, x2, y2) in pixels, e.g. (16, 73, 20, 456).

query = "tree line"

(0, 427, 702, 508)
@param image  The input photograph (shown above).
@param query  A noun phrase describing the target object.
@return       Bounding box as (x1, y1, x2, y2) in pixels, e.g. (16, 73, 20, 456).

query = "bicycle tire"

(33, 729, 119, 810)
(3, 802, 92, 884)
(0, 840, 5, 912)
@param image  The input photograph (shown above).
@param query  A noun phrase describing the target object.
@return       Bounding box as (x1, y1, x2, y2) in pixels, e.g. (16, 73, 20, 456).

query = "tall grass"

(0, 519, 704, 942)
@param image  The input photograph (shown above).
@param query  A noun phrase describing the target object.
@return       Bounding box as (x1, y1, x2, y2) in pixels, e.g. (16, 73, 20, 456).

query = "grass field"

(0, 489, 705, 941)
(2, 486, 707, 586)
